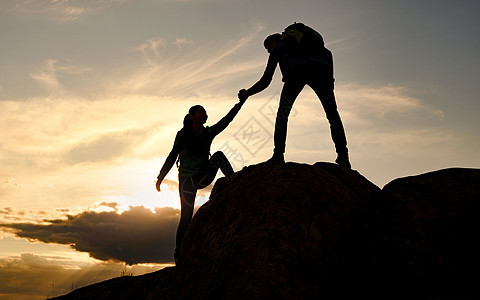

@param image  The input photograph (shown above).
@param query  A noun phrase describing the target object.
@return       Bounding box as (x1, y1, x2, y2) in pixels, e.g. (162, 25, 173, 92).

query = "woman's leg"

(186, 152, 234, 202)
(193, 151, 234, 191)
(210, 151, 234, 178)
(176, 176, 197, 262)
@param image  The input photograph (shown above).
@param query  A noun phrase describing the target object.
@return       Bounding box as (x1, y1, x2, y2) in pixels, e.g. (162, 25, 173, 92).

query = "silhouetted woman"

(156, 99, 245, 264)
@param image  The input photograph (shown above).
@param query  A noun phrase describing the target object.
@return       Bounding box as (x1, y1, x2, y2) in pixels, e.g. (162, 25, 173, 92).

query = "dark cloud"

(1, 206, 179, 264)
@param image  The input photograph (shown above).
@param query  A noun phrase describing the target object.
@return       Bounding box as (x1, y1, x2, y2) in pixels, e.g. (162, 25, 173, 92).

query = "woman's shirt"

(157, 103, 242, 180)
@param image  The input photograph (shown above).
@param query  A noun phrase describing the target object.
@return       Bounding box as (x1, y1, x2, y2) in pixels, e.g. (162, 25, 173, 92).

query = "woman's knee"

(210, 151, 234, 178)
(211, 151, 228, 163)
(212, 150, 225, 157)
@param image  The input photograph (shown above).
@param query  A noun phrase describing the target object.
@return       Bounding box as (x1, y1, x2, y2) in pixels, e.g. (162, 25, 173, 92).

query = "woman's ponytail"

(183, 113, 193, 136)
(181, 104, 202, 142)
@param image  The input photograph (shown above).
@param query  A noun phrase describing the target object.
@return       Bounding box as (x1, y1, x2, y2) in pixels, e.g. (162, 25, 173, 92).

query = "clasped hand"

(238, 89, 249, 103)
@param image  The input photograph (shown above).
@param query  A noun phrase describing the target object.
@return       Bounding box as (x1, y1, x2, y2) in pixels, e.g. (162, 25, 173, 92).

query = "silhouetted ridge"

(53, 163, 479, 300)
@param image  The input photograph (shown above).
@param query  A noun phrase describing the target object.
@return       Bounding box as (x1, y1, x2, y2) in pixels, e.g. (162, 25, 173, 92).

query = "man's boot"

(267, 151, 285, 164)
(335, 152, 351, 169)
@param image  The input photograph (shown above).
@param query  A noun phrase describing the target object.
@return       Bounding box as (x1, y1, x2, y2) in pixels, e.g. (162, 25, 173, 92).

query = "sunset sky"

(1, 0, 479, 298)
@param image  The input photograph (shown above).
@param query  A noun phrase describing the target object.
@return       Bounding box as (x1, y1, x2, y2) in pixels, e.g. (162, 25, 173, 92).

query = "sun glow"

(108, 183, 211, 214)
(95, 158, 211, 213)
(98, 182, 183, 213)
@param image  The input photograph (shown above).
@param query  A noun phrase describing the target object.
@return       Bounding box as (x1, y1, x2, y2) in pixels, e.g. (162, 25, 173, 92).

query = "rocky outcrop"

(375, 168, 480, 298)
(53, 163, 479, 300)
(178, 162, 381, 299)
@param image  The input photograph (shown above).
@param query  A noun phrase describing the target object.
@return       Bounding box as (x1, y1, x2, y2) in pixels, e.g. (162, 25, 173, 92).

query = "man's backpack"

(282, 22, 327, 58)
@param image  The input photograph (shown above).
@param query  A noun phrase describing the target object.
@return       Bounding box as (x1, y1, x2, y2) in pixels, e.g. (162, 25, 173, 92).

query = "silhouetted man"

(238, 23, 351, 168)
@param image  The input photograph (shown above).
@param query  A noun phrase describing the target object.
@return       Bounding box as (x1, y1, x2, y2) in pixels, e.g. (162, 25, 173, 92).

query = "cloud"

(29, 59, 63, 92)
(320, 82, 446, 132)
(10, 0, 88, 23)
(120, 23, 265, 97)
(0, 206, 59, 226)
(336, 83, 444, 119)
(326, 31, 368, 52)
(0, 23, 266, 173)
(0, 253, 166, 299)
(160, 178, 179, 191)
(8, 0, 137, 23)
(5, 1, 208, 24)
(136, 37, 170, 65)
(4, 0, 202, 24)
(135, 36, 196, 64)
(0, 208, 13, 215)
(0, 94, 181, 172)
(174, 37, 195, 50)
(274, 82, 445, 146)
(29, 59, 92, 95)
(98, 201, 119, 211)
(64, 128, 150, 165)
(1, 206, 179, 264)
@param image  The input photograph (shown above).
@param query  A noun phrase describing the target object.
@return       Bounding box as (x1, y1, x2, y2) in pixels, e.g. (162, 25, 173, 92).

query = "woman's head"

(188, 105, 204, 116)
(183, 105, 207, 130)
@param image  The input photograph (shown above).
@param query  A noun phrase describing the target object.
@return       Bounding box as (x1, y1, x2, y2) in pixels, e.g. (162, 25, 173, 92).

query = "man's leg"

(270, 81, 305, 162)
(310, 82, 351, 168)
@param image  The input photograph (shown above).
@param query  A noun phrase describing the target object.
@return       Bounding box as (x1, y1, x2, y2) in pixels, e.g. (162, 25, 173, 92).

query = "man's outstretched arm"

(238, 54, 278, 101)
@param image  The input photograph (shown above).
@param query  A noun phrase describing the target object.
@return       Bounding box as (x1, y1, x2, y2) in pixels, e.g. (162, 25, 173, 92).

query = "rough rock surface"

(53, 163, 479, 299)
(178, 162, 381, 299)
(376, 168, 480, 297)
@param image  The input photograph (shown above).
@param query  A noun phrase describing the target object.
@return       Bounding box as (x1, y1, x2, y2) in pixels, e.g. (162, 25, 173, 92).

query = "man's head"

(264, 33, 281, 53)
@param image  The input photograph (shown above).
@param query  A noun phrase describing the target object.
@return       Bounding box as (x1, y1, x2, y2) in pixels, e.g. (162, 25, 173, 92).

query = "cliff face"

(54, 163, 479, 300)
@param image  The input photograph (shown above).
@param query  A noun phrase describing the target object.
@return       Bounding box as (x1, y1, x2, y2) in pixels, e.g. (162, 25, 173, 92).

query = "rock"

(54, 162, 380, 299)
(53, 164, 479, 299)
(377, 168, 480, 298)
(179, 162, 381, 298)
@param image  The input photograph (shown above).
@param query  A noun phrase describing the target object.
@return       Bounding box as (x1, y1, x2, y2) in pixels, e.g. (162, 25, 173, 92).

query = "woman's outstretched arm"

(209, 100, 245, 137)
